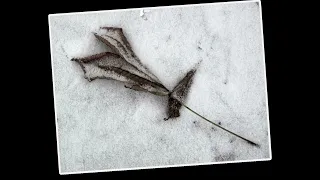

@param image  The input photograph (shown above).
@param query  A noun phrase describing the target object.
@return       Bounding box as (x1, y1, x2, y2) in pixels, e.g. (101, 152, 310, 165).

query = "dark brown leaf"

(165, 97, 182, 120)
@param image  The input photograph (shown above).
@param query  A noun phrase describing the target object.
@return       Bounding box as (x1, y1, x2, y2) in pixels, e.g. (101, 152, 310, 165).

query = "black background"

(31, 0, 289, 177)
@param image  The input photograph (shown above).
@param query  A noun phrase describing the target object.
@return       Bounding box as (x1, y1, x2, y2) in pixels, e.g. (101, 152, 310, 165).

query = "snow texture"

(49, 0, 271, 174)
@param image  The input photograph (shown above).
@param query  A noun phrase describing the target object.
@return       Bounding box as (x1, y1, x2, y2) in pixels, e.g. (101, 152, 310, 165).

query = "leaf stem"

(179, 101, 260, 147)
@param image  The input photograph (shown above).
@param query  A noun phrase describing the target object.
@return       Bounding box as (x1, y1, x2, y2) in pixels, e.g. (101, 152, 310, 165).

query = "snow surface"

(49, 0, 271, 174)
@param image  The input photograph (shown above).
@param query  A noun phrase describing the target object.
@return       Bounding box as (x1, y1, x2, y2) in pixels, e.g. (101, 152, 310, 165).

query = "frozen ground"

(49, 0, 271, 174)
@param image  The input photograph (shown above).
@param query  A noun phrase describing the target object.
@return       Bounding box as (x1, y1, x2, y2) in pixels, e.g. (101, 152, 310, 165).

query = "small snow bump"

(140, 10, 144, 17)
(140, 9, 150, 20)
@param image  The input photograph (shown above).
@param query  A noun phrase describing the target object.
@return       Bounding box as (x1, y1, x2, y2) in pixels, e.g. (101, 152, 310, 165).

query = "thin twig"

(179, 101, 260, 147)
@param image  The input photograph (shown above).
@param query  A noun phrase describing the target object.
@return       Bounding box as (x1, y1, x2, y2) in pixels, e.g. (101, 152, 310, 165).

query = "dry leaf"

(72, 27, 197, 119)
(71, 52, 169, 96)
(165, 65, 198, 120)
(166, 97, 183, 120)
(170, 68, 197, 103)
(94, 27, 161, 84)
